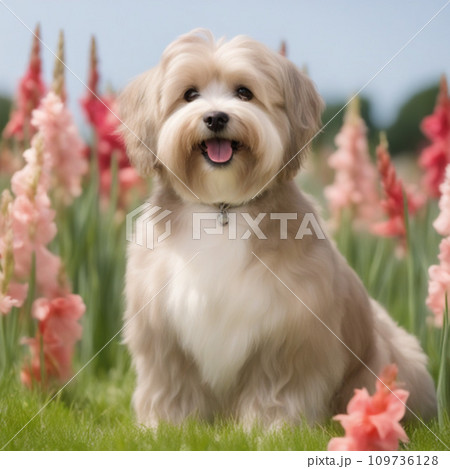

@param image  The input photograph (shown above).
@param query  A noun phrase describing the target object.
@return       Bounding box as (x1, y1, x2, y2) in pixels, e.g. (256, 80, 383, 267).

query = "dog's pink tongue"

(205, 139, 233, 163)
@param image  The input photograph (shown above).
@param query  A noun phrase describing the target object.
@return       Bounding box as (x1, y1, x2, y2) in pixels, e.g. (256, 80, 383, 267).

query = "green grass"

(1, 369, 448, 451)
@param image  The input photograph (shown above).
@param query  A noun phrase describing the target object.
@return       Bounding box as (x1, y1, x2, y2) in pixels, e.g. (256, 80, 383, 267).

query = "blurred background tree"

(315, 82, 440, 159)
(387, 83, 439, 155)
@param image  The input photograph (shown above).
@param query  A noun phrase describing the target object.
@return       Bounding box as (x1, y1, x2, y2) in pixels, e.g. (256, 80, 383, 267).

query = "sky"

(0, 0, 449, 128)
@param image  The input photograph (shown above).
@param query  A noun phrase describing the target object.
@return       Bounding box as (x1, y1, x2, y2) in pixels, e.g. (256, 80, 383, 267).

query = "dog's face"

(120, 30, 323, 204)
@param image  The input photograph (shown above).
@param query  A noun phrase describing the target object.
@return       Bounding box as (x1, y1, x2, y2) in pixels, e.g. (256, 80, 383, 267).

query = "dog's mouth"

(199, 139, 240, 166)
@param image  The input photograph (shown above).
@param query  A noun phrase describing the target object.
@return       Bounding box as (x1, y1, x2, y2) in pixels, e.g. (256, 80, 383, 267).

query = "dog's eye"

(184, 88, 200, 102)
(236, 87, 253, 101)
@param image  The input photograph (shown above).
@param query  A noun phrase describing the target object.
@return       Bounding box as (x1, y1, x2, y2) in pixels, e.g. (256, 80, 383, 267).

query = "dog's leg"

(130, 330, 218, 427)
(124, 290, 217, 427)
(232, 334, 347, 429)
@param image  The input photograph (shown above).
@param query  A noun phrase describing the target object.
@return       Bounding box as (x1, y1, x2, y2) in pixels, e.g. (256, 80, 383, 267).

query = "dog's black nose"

(203, 111, 229, 132)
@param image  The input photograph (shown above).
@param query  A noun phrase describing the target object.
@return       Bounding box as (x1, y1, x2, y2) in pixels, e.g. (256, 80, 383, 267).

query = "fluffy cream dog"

(119, 29, 437, 428)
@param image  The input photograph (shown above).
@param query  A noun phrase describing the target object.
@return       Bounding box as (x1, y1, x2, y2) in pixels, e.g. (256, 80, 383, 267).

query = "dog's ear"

(119, 69, 162, 176)
(279, 59, 324, 178)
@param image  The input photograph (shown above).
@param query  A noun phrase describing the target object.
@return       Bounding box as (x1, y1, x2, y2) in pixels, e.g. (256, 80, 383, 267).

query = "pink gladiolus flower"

(9, 37, 88, 386)
(372, 137, 423, 246)
(10, 136, 65, 298)
(11, 193, 56, 247)
(3, 25, 46, 142)
(32, 91, 88, 203)
(433, 165, 450, 236)
(10, 193, 62, 299)
(0, 189, 28, 315)
(80, 37, 143, 201)
(426, 167, 450, 326)
(0, 282, 28, 315)
(419, 76, 450, 198)
(325, 99, 380, 227)
(328, 364, 409, 451)
(21, 294, 85, 385)
(11, 144, 51, 197)
(427, 261, 450, 327)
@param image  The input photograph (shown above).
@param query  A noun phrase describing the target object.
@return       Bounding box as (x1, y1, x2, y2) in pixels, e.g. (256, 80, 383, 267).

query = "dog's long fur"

(120, 29, 437, 428)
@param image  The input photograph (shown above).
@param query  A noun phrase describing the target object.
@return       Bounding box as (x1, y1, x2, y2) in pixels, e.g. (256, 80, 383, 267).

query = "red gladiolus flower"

(372, 136, 423, 248)
(3, 24, 46, 142)
(328, 364, 409, 451)
(419, 76, 450, 198)
(80, 37, 142, 201)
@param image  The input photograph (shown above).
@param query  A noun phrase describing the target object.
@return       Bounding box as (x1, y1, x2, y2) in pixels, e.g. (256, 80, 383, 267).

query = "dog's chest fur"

(163, 208, 286, 394)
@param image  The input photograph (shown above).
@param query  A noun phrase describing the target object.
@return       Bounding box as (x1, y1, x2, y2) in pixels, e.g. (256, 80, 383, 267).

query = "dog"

(119, 29, 437, 428)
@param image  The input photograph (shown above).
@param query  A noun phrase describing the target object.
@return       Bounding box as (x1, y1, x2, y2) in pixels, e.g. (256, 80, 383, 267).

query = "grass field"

(1, 370, 449, 450)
